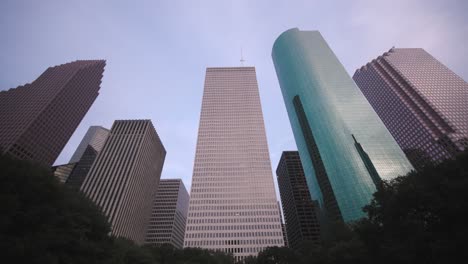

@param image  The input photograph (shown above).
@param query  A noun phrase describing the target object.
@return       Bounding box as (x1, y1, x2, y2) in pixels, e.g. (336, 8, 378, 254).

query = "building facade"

(81, 120, 166, 244)
(277, 151, 320, 249)
(184, 67, 284, 261)
(0, 60, 105, 166)
(52, 162, 77, 183)
(69, 126, 109, 163)
(65, 126, 109, 189)
(353, 48, 468, 170)
(272, 29, 413, 223)
(145, 179, 189, 249)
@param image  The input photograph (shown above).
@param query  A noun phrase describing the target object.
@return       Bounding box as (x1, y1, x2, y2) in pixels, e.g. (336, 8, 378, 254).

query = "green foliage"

(256, 246, 299, 264)
(239, 152, 468, 264)
(354, 151, 468, 264)
(107, 238, 154, 264)
(0, 154, 235, 264)
(2, 151, 465, 264)
(0, 154, 113, 264)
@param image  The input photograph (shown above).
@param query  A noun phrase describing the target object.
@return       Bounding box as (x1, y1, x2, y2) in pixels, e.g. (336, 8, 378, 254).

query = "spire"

(240, 48, 245, 66)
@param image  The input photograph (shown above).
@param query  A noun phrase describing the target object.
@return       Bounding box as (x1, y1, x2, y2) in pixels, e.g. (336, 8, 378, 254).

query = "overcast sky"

(1, 0, 467, 193)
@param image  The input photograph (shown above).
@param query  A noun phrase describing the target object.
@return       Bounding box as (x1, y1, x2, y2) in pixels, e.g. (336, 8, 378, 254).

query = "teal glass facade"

(272, 29, 413, 222)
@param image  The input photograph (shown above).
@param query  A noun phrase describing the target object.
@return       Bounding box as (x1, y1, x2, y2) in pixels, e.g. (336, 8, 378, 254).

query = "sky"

(1, 0, 467, 194)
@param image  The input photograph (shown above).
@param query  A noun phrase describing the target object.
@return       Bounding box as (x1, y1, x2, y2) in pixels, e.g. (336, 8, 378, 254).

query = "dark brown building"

(81, 120, 166, 244)
(277, 151, 320, 249)
(0, 60, 105, 166)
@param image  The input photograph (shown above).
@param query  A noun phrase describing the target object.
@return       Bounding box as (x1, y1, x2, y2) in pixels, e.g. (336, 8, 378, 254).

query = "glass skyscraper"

(272, 28, 413, 223)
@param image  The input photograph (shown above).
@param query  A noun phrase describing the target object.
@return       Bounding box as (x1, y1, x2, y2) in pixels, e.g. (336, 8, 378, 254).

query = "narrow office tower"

(277, 151, 320, 249)
(184, 67, 284, 261)
(272, 29, 413, 224)
(0, 60, 105, 166)
(81, 120, 166, 244)
(69, 126, 109, 163)
(145, 179, 189, 249)
(66, 126, 109, 189)
(353, 48, 468, 170)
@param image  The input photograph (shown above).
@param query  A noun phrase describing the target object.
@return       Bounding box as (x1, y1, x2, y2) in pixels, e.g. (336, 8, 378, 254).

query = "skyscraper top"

(0, 60, 105, 166)
(353, 48, 468, 169)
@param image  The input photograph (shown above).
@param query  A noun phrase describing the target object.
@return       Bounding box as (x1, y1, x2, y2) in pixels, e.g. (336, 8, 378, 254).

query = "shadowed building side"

(81, 119, 166, 244)
(145, 179, 189, 249)
(277, 151, 320, 249)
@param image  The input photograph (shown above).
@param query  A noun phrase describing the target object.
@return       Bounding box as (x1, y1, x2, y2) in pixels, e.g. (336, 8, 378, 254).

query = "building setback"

(353, 48, 468, 170)
(277, 151, 320, 249)
(145, 179, 189, 249)
(184, 67, 284, 261)
(0, 60, 105, 166)
(66, 126, 109, 189)
(81, 120, 166, 244)
(272, 29, 413, 224)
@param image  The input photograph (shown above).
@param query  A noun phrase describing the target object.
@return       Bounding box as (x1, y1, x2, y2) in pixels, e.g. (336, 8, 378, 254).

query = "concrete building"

(0, 60, 105, 166)
(145, 179, 189, 249)
(52, 163, 77, 183)
(81, 120, 166, 244)
(353, 48, 468, 170)
(184, 67, 284, 261)
(277, 151, 320, 249)
(272, 29, 413, 224)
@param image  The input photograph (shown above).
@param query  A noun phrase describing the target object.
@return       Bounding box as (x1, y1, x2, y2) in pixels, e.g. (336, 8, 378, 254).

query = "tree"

(107, 238, 154, 264)
(0, 154, 113, 264)
(354, 151, 468, 264)
(256, 246, 299, 264)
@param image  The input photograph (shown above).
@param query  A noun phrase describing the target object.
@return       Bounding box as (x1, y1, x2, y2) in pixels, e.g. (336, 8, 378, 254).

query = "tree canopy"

(240, 151, 468, 263)
(0, 154, 234, 264)
(1, 151, 466, 263)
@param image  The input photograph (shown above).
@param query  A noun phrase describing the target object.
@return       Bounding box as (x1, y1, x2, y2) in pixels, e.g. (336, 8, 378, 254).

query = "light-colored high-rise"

(69, 126, 109, 163)
(184, 67, 284, 261)
(81, 119, 166, 244)
(145, 179, 189, 249)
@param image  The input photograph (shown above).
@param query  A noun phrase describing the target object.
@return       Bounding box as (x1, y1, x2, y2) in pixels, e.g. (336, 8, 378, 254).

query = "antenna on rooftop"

(240, 48, 245, 66)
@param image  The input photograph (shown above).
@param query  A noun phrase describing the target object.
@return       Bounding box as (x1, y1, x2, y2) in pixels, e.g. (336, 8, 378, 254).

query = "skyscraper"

(69, 126, 109, 163)
(145, 179, 189, 249)
(184, 67, 284, 261)
(277, 151, 320, 249)
(52, 163, 77, 183)
(353, 48, 468, 170)
(66, 126, 109, 189)
(81, 120, 166, 244)
(271, 29, 413, 223)
(0, 60, 105, 166)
